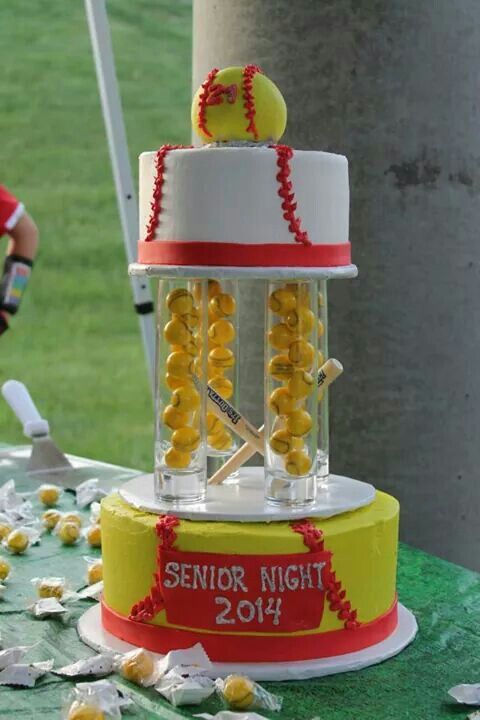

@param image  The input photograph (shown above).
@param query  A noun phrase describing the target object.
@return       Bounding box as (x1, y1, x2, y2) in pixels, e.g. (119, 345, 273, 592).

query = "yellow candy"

(209, 346, 235, 369)
(288, 339, 315, 369)
(285, 449, 312, 476)
(62, 513, 82, 528)
(192, 66, 287, 144)
(172, 426, 201, 453)
(6, 529, 29, 554)
(318, 319, 325, 337)
(287, 369, 314, 398)
(163, 405, 190, 430)
(268, 288, 296, 316)
(163, 316, 191, 346)
(269, 387, 296, 416)
(269, 429, 304, 455)
(175, 338, 200, 357)
(208, 430, 233, 450)
(165, 373, 192, 391)
(286, 307, 315, 335)
(209, 293, 236, 317)
(58, 521, 81, 545)
(268, 323, 296, 351)
(268, 354, 294, 382)
(171, 385, 200, 412)
(207, 412, 224, 437)
(87, 525, 102, 548)
(286, 409, 313, 437)
(208, 318, 235, 345)
(166, 351, 194, 378)
(223, 674, 255, 710)
(120, 648, 155, 685)
(285, 282, 311, 306)
(42, 509, 62, 530)
(38, 580, 64, 600)
(38, 485, 60, 507)
(164, 447, 191, 469)
(209, 375, 234, 399)
(88, 560, 103, 585)
(166, 288, 194, 316)
(0, 558, 10, 580)
(193, 278, 222, 303)
(0, 523, 12, 540)
(68, 701, 105, 720)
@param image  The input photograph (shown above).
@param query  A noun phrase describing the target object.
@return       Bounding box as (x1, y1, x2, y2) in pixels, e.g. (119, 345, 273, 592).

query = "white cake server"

(1, 380, 72, 473)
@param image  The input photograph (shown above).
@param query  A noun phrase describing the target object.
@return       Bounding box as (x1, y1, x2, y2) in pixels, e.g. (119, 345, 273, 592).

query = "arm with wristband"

(0, 185, 39, 335)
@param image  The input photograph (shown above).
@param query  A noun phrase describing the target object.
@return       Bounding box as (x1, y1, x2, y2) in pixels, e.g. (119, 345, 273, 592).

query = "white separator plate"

(118, 469, 376, 522)
(129, 262, 358, 281)
(78, 602, 417, 681)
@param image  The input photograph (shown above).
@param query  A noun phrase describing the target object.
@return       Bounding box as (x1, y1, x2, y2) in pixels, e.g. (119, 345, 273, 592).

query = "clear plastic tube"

(264, 280, 318, 505)
(317, 280, 329, 482)
(205, 278, 239, 460)
(154, 278, 207, 502)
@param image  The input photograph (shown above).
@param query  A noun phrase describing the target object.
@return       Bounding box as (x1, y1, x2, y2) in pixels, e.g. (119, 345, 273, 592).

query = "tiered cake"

(95, 66, 415, 677)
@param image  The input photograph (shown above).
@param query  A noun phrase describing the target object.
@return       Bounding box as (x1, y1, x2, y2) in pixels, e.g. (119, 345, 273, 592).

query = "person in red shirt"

(0, 185, 39, 334)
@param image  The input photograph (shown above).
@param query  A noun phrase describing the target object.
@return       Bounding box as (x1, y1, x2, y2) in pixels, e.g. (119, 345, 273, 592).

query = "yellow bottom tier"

(101, 491, 399, 662)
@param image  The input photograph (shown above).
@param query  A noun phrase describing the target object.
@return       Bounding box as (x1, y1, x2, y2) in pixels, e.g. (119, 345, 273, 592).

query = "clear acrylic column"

(264, 280, 319, 505)
(205, 278, 239, 461)
(317, 280, 329, 482)
(155, 278, 207, 502)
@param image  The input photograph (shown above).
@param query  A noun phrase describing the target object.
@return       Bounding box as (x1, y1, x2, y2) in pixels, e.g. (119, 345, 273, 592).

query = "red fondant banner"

(159, 548, 332, 633)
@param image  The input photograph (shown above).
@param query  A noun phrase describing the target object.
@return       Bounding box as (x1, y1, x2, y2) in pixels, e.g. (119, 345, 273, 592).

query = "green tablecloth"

(0, 445, 478, 719)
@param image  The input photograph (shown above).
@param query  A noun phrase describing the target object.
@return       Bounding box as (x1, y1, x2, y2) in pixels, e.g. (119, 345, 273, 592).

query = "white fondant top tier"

(139, 146, 349, 248)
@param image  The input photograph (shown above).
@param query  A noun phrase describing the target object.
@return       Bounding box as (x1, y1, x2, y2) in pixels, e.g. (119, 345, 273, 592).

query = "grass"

(0, 0, 192, 470)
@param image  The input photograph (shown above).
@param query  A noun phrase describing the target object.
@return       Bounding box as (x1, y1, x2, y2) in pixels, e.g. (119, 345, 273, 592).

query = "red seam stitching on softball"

(271, 144, 312, 246)
(291, 519, 360, 629)
(129, 515, 180, 622)
(144, 145, 191, 243)
(198, 67, 219, 138)
(242, 64, 262, 140)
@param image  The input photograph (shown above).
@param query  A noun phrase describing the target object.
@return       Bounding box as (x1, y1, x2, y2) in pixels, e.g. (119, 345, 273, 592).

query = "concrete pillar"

(193, 0, 480, 569)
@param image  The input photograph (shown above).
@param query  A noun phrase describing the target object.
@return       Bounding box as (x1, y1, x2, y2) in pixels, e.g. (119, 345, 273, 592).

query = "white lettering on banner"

(163, 561, 180, 588)
(215, 595, 282, 626)
(260, 563, 326, 592)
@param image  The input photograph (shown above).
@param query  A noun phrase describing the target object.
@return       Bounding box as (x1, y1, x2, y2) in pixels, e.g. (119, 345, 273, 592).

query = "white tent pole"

(84, 0, 155, 396)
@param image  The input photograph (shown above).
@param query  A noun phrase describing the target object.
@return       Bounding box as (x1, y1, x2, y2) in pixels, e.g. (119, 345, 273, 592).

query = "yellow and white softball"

(268, 387, 296, 416)
(163, 404, 190, 430)
(207, 412, 224, 437)
(163, 316, 192, 346)
(209, 429, 233, 451)
(164, 447, 191, 469)
(268, 288, 296, 316)
(285, 449, 312, 476)
(288, 339, 315, 369)
(287, 369, 314, 398)
(166, 351, 194, 378)
(268, 354, 295, 381)
(269, 429, 304, 455)
(209, 375, 234, 399)
(209, 293, 236, 318)
(222, 674, 255, 710)
(209, 346, 235, 369)
(268, 323, 296, 351)
(208, 318, 235, 345)
(286, 409, 313, 437)
(286, 307, 315, 335)
(171, 426, 201, 453)
(171, 385, 201, 412)
(166, 288, 194, 316)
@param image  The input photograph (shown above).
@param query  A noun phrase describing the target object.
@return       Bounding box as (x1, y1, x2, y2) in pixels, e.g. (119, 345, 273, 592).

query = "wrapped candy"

(156, 666, 214, 706)
(89, 502, 101, 525)
(157, 642, 211, 676)
(64, 680, 133, 720)
(54, 654, 115, 679)
(217, 675, 282, 712)
(4, 528, 29, 554)
(31, 576, 66, 600)
(0, 659, 53, 687)
(42, 508, 62, 530)
(0, 557, 11, 581)
(57, 520, 82, 546)
(85, 525, 101, 548)
(75, 480, 107, 510)
(115, 647, 159, 687)
(76, 582, 103, 601)
(84, 557, 103, 585)
(0, 522, 12, 540)
(37, 484, 62, 507)
(0, 645, 32, 670)
(61, 512, 83, 528)
(449, 684, 480, 705)
(28, 597, 69, 618)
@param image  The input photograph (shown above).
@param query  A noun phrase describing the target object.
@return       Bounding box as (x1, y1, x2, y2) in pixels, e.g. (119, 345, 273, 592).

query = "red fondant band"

(138, 241, 351, 268)
(101, 598, 398, 663)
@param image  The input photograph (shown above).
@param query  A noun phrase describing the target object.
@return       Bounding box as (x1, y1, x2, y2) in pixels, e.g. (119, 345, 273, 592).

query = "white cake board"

(78, 602, 417, 681)
(129, 262, 358, 281)
(118, 469, 376, 521)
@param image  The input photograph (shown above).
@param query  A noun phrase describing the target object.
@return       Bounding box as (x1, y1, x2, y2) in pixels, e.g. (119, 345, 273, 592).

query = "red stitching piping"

(242, 64, 262, 140)
(271, 144, 312, 246)
(291, 519, 360, 630)
(129, 515, 180, 622)
(144, 145, 191, 243)
(198, 67, 219, 138)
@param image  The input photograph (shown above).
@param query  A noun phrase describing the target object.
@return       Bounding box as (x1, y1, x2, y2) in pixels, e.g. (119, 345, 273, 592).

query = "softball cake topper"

(191, 65, 287, 143)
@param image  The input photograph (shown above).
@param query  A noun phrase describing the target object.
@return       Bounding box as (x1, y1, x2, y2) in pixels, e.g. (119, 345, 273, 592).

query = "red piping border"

(272, 144, 312, 246)
(137, 240, 351, 267)
(144, 145, 191, 243)
(102, 598, 398, 663)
